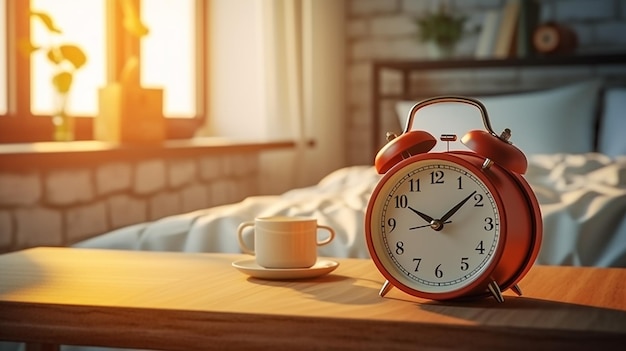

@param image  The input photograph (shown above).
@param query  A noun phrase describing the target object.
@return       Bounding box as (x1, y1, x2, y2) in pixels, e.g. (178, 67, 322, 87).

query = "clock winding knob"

(461, 128, 528, 174)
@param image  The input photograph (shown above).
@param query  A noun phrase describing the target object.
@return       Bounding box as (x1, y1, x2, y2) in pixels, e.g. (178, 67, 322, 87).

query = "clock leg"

(510, 284, 523, 296)
(487, 280, 505, 303)
(379, 280, 394, 297)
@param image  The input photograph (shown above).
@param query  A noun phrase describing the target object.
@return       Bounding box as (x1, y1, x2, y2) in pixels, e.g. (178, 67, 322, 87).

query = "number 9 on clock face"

(366, 153, 505, 299)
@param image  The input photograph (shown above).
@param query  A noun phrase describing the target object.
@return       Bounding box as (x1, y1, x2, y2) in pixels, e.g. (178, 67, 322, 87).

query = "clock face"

(367, 155, 502, 296)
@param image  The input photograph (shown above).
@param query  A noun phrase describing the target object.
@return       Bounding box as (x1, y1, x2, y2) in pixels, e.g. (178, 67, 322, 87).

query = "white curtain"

(260, 0, 347, 194)
(258, 0, 309, 193)
(206, 0, 345, 194)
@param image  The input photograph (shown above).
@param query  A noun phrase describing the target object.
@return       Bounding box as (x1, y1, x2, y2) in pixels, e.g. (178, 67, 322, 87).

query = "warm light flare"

(30, 0, 106, 116)
(141, 0, 197, 118)
(27, 0, 197, 118)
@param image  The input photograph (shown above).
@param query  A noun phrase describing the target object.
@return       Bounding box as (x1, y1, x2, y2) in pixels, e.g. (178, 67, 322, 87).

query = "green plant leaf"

(46, 47, 63, 65)
(45, 45, 87, 70)
(30, 11, 63, 34)
(59, 45, 87, 69)
(52, 71, 73, 93)
(416, 7, 467, 45)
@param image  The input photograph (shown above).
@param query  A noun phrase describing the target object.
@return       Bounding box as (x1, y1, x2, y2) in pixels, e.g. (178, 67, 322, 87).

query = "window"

(0, 0, 206, 143)
(141, 0, 198, 118)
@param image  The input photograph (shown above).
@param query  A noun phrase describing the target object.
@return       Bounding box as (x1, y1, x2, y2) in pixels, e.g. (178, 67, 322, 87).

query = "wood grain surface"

(1, 247, 625, 350)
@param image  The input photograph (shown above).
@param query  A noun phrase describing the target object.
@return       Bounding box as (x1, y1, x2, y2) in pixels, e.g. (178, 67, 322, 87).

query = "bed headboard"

(371, 54, 626, 159)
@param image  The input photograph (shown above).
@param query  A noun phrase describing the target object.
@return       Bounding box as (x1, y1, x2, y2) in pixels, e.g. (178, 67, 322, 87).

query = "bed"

(75, 55, 626, 268)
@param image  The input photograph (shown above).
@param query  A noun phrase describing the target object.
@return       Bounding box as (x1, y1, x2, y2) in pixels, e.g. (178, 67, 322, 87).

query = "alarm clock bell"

(376, 96, 527, 175)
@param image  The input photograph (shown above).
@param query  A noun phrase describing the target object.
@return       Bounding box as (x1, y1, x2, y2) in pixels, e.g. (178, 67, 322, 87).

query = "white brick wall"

(230, 153, 258, 177)
(180, 183, 210, 213)
(135, 159, 167, 194)
(550, 0, 613, 20)
(46, 169, 93, 205)
(96, 162, 132, 195)
(371, 15, 415, 36)
(0, 150, 262, 253)
(0, 211, 12, 247)
(108, 194, 148, 229)
(0, 173, 41, 206)
(169, 159, 197, 188)
(208, 179, 240, 207)
(66, 202, 108, 243)
(15, 207, 63, 247)
(149, 191, 181, 220)
(350, 0, 399, 15)
(199, 156, 222, 180)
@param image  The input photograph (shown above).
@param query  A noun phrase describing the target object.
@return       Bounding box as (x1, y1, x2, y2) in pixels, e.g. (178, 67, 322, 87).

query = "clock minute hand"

(439, 190, 477, 223)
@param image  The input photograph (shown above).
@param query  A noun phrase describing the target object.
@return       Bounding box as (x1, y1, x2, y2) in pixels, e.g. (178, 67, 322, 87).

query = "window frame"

(0, 0, 207, 143)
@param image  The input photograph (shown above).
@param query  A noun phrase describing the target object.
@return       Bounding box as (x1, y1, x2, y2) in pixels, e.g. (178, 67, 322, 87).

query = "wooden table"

(1, 247, 625, 351)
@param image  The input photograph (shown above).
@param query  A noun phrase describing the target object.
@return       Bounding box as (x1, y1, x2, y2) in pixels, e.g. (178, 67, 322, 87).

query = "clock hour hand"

(439, 190, 477, 223)
(407, 206, 435, 224)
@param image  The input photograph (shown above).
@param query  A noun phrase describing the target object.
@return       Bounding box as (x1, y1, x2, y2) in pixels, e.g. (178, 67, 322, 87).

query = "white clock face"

(369, 157, 500, 294)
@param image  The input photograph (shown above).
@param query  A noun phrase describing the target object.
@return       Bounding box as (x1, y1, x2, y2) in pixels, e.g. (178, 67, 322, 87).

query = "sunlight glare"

(141, 0, 196, 118)
(30, 0, 106, 116)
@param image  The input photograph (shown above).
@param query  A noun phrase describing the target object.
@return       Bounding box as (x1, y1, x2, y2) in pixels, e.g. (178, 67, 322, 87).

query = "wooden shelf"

(373, 53, 626, 71)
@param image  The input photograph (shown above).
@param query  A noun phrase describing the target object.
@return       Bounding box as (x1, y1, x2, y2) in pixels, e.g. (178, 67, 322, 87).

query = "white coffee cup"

(237, 216, 335, 268)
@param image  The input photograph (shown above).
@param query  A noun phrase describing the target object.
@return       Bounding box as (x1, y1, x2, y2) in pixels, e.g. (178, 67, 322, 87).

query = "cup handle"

(316, 225, 335, 246)
(237, 221, 256, 255)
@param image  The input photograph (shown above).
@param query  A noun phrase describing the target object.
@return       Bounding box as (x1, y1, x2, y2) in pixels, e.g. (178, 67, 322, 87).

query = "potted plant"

(22, 11, 87, 141)
(22, 1, 149, 142)
(416, 4, 467, 58)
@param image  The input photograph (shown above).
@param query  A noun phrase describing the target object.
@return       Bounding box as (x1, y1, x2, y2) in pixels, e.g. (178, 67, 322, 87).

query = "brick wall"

(345, 0, 626, 165)
(0, 150, 259, 253)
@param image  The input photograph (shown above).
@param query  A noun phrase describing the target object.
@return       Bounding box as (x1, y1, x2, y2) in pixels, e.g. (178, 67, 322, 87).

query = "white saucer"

(232, 259, 339, 280)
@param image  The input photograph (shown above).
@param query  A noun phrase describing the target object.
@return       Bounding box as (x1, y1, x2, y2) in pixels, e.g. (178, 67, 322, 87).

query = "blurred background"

(1, 0, 625, 252)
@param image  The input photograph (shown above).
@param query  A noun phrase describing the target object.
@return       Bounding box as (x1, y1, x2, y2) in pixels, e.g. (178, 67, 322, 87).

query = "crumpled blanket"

(526, 153, 626, 266)
(76, 153, 626, 267)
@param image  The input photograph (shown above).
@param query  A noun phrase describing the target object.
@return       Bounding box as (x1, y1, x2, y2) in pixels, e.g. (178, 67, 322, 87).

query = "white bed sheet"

(76, 153, 626, 267)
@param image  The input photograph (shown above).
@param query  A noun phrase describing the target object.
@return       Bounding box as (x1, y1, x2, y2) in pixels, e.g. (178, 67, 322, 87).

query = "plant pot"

(52, 110, 75, 141)
(427, 42, 456, 59)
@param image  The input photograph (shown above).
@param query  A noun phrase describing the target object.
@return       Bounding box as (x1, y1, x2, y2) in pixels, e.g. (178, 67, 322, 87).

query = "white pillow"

(598, 87, 626, 157)
(395, 80, 602, 155)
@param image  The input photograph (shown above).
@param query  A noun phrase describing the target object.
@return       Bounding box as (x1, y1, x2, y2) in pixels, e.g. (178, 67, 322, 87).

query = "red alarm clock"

(365, 96, 542, 302)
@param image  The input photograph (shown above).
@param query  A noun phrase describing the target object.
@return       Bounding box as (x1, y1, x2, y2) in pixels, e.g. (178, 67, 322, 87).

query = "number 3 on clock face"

(367, 154, 505, 299)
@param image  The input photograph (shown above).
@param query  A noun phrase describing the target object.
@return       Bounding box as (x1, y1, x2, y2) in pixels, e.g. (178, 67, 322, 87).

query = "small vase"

(427, 42, 456, 59)
(52, 110, 75, 141)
